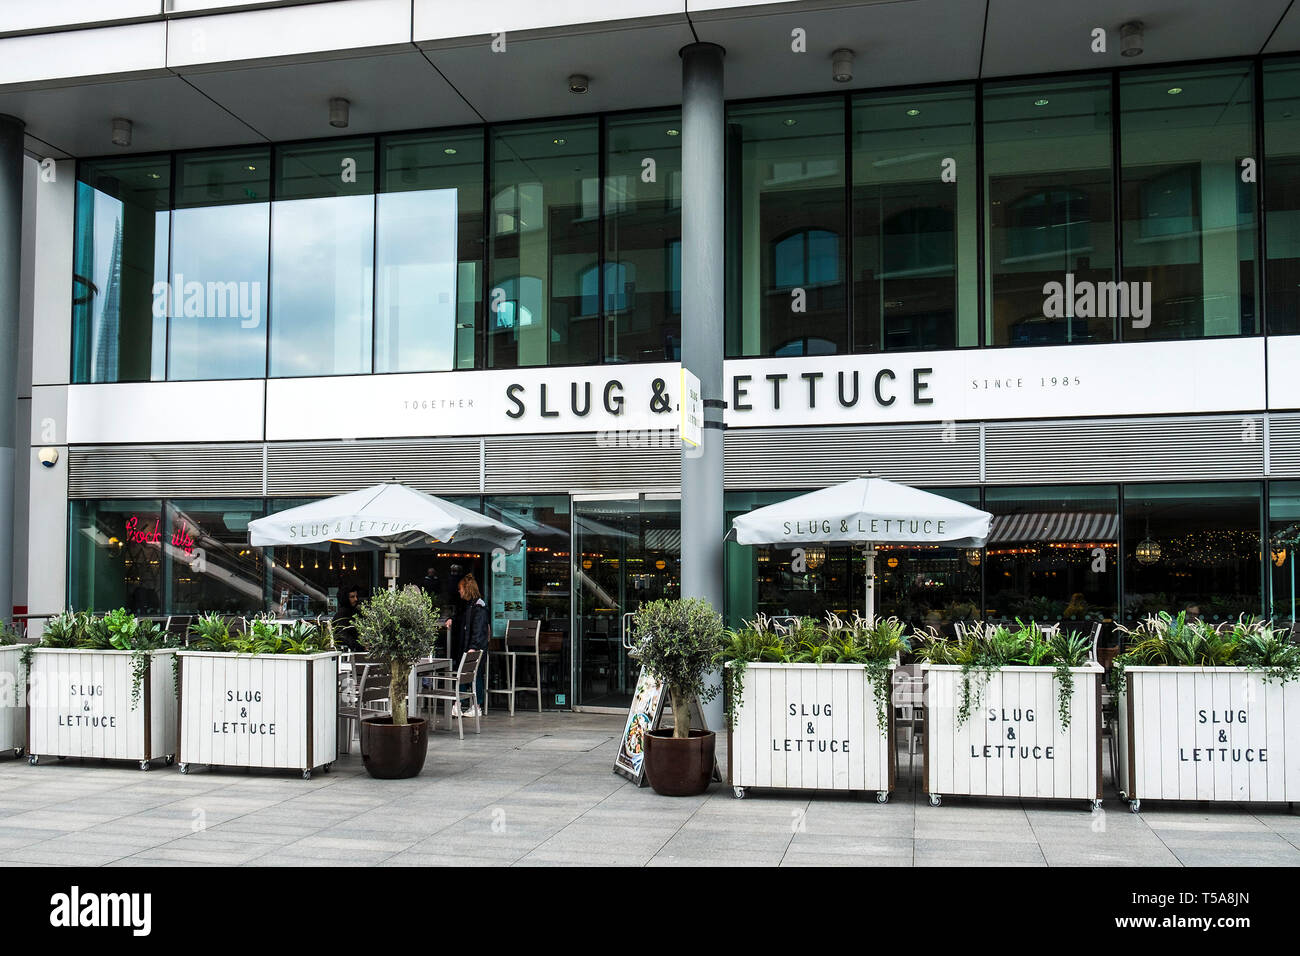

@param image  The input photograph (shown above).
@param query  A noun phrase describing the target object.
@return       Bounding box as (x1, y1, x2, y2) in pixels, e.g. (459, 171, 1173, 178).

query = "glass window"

(1267, 482, 1300, 627)
(1120, 64, 1258, 341)
(1263, 59, 1300, 335)
(853, 86, 977, 351)
(269, 139, 375, 377)
(168, 149, 270, 380)
(604, 111, 682, 363)
(376, 130, 483, 372)
(983, 485, 1119, 626)
(1123, 482, 1263, 624)
(488, 120, 599, 368)
(727, 99, 847, 357)
(984, 76, 1116, 346)
(72, 158, 170, 383)
(164, 500, 268, 615)
(69, 500, 165, 613)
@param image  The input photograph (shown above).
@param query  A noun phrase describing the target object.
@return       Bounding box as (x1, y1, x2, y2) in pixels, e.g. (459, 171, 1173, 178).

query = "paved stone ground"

(0, 711, 1297, 866)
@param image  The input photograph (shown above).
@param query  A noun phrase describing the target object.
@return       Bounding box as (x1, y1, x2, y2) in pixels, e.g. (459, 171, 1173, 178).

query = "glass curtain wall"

(1120, 64, 1258, 340)
(163, 500, 267, 615)
(169, 149, 270, 379)
(603, 111, 683, 363)
(72, 158, 170, 383)
(269, 139, 375, 377)
(69, 499, 166, 613)
(727, 99, 847, 357)
(983, 484, 1119, 626)
(984, 76, 1116, 346)
(376, 130, 483, 372)
(1263, 59, 1300, 335)
(488, 119, 600, 368)
(1123, 482, 1263, 623)
(853, 86, 978, 352)
(1267, 482, 1300, 629)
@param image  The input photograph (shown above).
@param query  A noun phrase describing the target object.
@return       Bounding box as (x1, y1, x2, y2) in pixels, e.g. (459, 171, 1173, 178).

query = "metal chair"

(337, 660, 392, 755)
(487, 620, 542, 716)
(415, 649, 484, 739)
(892, 665, 926, 789)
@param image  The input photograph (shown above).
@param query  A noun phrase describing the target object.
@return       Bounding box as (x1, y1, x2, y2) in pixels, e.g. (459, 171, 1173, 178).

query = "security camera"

(568, 74, 590, 95)
(38, 447, 59, 468)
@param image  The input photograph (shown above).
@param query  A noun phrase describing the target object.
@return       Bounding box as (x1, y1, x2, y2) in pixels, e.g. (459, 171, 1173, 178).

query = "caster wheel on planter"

(164, 755, 175, 766)
(1129, 799, 1141, 814)
(178, 763, 189, 775)
(322, 763, 332, 774)
(928, 794, 942, 807)
(27, 754, 38, 766)
(732, 787, 745, 800)
(876, 791, 889, 804)
(14, 748, 23, 759)
(139, 760, 152, 772)
(1090, 799, 1103, 811)
(302, 769, 312, 780)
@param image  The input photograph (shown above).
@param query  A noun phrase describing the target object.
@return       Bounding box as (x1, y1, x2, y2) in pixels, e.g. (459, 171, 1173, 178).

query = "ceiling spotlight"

(1034, 98, 1050, 107)
(443, 147, 458, 155)
(666, 128, 680, 136)
(329, 97, 350, 129)
(568, 74, 590, 95)
(831, 48, 855, 84)
(111, 118, 132, 148)
(1120, 21, 1144, 58)
(906, 109, 921, 117)
(1167, 87, 1182, 95)
(783, 118, 798, 127)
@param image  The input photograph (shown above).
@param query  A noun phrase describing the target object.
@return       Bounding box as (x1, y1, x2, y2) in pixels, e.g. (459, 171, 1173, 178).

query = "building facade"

(6, 1, 1300, 711)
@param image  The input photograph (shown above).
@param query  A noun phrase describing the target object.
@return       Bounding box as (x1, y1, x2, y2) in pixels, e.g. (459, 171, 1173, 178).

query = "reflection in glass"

(727, 99, 847, 357)
(1268, 482, 1300, 628)
(1121, 65, 1257, 340)
(270, 140, 375, 377)
(164, 500, 267, 614)
(377, 131, 483, 372)
(854, 86, 977, 351)
(1123, 482, 1263, 624)
(69, 500, 165, 613)
(1263, 59, 1300, 335)
(489, 120, 599, 368)
(604, 112, 682, 362)
(983, 485, 1119, 625)
(72, 158, 170, 383)
(985, 76, 1115, 346)
(169, 149, 270, 380)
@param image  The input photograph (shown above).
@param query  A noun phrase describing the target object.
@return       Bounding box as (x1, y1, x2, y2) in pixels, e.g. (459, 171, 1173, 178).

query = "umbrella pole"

(863, 544, 877, 625)
(385, 545, 400, 593)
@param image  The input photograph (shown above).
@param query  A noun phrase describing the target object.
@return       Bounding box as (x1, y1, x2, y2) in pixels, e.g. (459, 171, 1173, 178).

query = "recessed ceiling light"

(1034, 99, 1049, 107)
(443, 147, 457, 155)
(1167, 87, 1182, 95)
(782, 118, 798, 127)
(245, 165, 257, 171)
(666, 128, 680, 137)
(906, 109, 921, 117)
(553, 138, 567, 145)
(147, 172, 161, 180)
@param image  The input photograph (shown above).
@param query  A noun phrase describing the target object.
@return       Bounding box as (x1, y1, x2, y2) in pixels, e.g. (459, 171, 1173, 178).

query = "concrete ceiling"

(4, 0, 1300, 159)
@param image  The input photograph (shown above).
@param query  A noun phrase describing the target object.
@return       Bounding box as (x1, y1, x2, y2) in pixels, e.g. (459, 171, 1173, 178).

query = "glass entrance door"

(573, 495, 680, 709)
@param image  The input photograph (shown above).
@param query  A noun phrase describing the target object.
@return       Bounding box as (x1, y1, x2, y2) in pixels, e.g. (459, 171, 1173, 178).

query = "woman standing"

(454, 573, 490, 717)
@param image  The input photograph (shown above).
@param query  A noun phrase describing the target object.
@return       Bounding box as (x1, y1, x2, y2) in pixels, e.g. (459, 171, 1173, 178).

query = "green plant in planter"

(353, 585, 441, 727)
(629, 598, 723, 738)
(0, 622, 21, 645)
(188, 612, 234, 652)
(39, 611, 88, 648)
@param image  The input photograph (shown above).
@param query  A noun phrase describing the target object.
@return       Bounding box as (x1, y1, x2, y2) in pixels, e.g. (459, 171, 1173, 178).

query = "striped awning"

(988, 512, 1119, 544)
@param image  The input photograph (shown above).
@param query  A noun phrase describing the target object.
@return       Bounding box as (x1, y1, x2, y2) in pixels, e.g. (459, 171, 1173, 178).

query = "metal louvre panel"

(985, 416, 1265, 483)
(1269, 415, 1300, 477)
(724, 424, 980, 489)
(483, 434, 681, 493)
(68, 444, 263, 498)
(266, 440, 481, 496)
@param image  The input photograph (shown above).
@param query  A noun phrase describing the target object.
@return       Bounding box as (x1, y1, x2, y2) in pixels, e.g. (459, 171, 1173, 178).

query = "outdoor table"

(409, 657, 453, 705)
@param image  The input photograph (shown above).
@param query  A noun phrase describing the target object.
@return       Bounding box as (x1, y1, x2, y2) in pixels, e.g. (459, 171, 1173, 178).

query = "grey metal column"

(0, 116, 21, 626)
(680, 44, 725, 727)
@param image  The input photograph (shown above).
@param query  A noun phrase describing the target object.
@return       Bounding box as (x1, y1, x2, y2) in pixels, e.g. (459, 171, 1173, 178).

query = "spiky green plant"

(1113, 612, 1300, 694)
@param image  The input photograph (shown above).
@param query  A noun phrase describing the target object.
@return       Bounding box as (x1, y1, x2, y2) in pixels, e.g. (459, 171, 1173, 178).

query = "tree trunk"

(670, 687, 692, 739)
(390, 662, 411, 726)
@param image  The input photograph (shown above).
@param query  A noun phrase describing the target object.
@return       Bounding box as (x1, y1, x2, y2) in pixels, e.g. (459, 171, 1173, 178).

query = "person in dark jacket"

(440, 563, 466, 659)
(332, 585, 363, 652)
(454, 573, 489, 717)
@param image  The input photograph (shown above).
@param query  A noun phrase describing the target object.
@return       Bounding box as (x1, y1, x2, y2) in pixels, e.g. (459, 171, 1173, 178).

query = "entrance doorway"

(573, 494, 680, 709)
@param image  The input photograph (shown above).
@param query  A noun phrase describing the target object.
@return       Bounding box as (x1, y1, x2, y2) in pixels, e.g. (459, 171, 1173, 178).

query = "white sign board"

(680, 367, 702, 448)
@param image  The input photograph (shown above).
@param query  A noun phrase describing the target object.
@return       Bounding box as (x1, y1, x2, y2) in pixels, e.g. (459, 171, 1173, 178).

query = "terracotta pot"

(360, 717, 429, 779)
(643, 729, 715, 796)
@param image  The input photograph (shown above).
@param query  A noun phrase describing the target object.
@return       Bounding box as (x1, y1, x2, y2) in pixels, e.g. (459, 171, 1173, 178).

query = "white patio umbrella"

(727, 475, 992, 622)
(248, 482, 524, 591)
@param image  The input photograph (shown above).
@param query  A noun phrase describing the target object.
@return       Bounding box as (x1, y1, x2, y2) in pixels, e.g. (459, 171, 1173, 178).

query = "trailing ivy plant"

(713, 613, 907, 732)
(915, 619, 1092, 730)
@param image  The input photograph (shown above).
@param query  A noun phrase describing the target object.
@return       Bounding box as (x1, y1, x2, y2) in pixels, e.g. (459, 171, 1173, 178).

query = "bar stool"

(487, 620, 542, 716)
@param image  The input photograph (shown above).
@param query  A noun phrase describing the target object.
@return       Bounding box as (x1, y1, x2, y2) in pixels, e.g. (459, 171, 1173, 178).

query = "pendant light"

(1136, 516, 1161, 566)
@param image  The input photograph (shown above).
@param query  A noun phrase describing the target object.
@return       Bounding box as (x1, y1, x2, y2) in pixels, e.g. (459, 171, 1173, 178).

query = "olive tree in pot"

(629, 598, 723, 796)
(354, 585, 441, 779)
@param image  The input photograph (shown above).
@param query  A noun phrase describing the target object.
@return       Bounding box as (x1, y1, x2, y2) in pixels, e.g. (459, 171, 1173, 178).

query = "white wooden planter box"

(177, 651, 338, 779)
(727, 662, 896, 802)
(1117, 666, 1300, 811)
(0, 645, 26, 757)
(924, 663, 1103, 808)
(25, 648, 178, 770)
